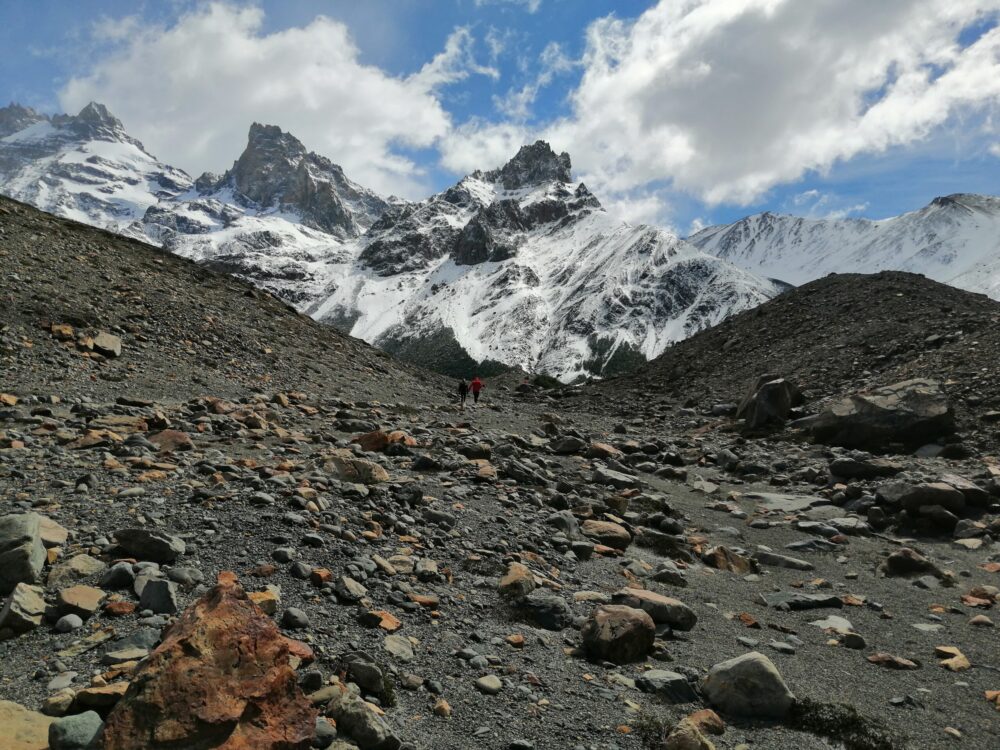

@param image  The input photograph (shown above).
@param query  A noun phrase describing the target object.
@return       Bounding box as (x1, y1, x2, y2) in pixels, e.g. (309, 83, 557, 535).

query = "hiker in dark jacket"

(457, 379, 469, 410)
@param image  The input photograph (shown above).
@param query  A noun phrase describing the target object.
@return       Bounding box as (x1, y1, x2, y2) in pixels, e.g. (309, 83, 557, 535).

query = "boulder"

(93, 332, 122, 357)
(0, 513, 45, 594)
(0, 699, 55, 750)
(499, 563, 536, 599)
(550, 435, 586, 454)
(887, 482, 966, 515)
(737, 376, 803, 428)
(612, 588, 697, 631)
(48, 711, 103, 750)
(324, 680, 401, 750)
(581, 604, 655, 664)
(327, 450, 390, 484)
(580, 519, 631, 550)
(0, 583, 46, 638)
(702, 651, 794, 718)
(592, 466, 642, 490)
(803, 379, 954, 451)
(113, 529, 185, 563)
(47, 554, 107, 588)
(829, 456, 903, 479)
(146, 430, 193, 452)
(98, 572, 316, 750)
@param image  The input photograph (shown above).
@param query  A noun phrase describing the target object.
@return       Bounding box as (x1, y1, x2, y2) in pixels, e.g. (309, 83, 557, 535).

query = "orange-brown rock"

(353, 430, 390, 453)
(99, 572, 316, 750)
(147, 429, 194, 453)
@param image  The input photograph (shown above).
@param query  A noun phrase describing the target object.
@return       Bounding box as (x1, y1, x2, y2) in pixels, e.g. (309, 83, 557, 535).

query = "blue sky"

(3, 0, 999, 233)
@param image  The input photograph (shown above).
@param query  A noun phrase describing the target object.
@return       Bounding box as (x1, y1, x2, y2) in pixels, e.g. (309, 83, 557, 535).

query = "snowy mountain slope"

(689, 194, 1000, 298)
(0, 102, 780, 379)
(138, 123, 397, 305)
(0, 103, 191, 232)
(307, 143, 780, 380)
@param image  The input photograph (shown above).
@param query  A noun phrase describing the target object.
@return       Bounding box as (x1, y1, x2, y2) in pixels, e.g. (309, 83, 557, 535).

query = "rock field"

(1, 196, 999, 749)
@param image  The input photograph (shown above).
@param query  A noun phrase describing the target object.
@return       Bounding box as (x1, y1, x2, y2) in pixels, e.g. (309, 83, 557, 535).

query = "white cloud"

(474, 0, 542, 13)
(59, 4, 494, 198)
(439, 119, 531, 174)
(990, 142, 1000, 157)
(450, 0, 1000, 210)
(787, 190, 869, 219)
(494, 41, 574, 119)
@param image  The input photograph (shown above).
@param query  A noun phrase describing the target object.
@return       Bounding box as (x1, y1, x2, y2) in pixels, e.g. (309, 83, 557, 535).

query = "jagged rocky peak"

(55, 102, 129, 141)
(213, 122, 390, 238)
(486, 140, 572, 189)
(0, 103, 48, 137)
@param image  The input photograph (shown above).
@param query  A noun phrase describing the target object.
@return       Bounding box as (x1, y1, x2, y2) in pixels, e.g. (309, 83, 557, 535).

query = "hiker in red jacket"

(470, 376, 484, 405)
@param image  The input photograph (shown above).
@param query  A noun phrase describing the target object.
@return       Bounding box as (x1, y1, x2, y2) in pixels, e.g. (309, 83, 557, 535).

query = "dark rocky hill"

(0, 195, 440, 404)
(605, 271, 1000, 445)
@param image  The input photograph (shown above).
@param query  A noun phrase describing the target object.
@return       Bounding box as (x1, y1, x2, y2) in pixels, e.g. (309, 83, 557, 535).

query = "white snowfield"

(689, 194, 1000, 299)
(3, 102, 996, 380)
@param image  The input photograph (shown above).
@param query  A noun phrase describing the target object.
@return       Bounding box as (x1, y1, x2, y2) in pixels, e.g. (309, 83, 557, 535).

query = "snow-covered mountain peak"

(482, 139, 572, 190)
(61, 101, 130, 141)
(202, 122, 391, 238)
(0, 103, 47, 137)
(0, 101, 191, 231)
(689, 193, 1000, 298)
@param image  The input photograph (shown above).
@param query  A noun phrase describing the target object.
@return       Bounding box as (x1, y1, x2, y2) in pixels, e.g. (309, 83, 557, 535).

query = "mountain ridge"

(689, 193, 1000, 298)
(0, 101, 780, 380)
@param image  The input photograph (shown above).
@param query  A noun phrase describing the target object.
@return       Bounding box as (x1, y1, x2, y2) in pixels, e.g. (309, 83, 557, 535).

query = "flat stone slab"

(743, 492, 831, 513)
(760, 592, 843, 611)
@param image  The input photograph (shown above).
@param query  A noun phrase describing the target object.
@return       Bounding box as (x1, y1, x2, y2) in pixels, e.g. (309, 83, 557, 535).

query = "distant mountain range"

(2, 101, 996, 379)
(689, 194, 1000, 299)
(0, 102, 779, 380)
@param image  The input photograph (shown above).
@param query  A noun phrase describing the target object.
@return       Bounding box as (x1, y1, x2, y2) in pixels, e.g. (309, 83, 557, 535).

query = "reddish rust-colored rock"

(99, 571, 316, 750)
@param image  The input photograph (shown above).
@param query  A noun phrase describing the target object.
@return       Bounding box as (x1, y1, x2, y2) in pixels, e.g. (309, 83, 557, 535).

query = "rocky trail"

(1, 198, 999, 749)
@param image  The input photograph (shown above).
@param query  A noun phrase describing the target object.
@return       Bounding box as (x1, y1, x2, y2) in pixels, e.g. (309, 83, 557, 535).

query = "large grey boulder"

(113, 528, 185, 563)
(702, 651, 795, 718)
(737, 375, 803, 428)
(48, 710, 103, 749)
(0, 513, 45, 594)
(801, 379, 954, 451)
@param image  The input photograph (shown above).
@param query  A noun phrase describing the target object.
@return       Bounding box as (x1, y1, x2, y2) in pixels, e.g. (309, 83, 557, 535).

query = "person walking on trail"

(457, 379, 469, 410)
(470, 376, 484, 406)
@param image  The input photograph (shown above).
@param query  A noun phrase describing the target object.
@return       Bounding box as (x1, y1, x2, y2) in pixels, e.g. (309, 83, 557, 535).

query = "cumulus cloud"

(60, 4, 494, 198)
(439, 119, 531, 174)
(448, 0, 1000, 215)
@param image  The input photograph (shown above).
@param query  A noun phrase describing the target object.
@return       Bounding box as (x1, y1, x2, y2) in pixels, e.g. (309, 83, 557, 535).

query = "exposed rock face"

(803, 379, 955, 450)
(483, 140, 572, 190)
(99, 572, 316, 750)
(208, 123, 390, 238)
